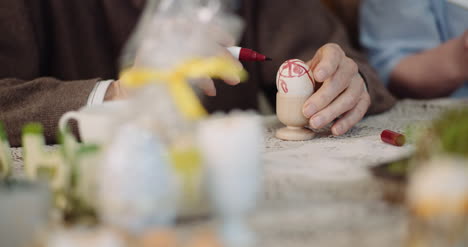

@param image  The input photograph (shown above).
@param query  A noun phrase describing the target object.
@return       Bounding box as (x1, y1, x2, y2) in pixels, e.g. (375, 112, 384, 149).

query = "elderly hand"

(189, 50, 243, 97)
(303, 43, 370, 136)
(193, 27, 244, 96)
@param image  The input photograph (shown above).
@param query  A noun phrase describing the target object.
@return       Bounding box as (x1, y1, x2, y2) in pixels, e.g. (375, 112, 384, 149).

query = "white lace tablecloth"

(9, 99, 468, 247)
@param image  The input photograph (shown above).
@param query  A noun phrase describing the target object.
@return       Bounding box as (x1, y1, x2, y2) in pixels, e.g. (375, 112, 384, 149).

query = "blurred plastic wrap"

(0, 181, 51, 247)
(120, 0, 244, 71)
(103, 0, 247, 220)
(118, 0, 247, 143)
(119, 0, 246, 121)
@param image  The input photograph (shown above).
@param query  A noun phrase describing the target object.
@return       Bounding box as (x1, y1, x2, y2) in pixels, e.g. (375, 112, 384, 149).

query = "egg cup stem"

(275, 126, 315, 141)
(275, 93, 315, 141)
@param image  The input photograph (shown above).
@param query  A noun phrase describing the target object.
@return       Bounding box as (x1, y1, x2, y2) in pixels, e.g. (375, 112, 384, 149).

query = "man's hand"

(389, 31, 468, 98)
(190, 48, 243, 97)
(302, 43, 370, 136)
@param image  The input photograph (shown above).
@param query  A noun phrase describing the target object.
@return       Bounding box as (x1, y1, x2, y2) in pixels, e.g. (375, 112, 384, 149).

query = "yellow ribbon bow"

(120, 56, 247, 120)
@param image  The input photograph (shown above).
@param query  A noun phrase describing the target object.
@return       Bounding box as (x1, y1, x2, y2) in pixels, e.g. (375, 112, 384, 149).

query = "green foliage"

(58, 130, 100, 224)
(431, 107, 468, 158)
(387, 159, 410, 175)
(404, 123, 430, 145)
(37, 166, 57, 181)
(78, 144, 100, 155)
(0, 122, 7, 141)
(22, 123, 44, 135)
(0, 122, 12, 178)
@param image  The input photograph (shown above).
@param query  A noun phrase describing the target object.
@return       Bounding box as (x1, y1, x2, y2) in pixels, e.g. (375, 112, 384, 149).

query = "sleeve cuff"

(87, 80, 114, 106)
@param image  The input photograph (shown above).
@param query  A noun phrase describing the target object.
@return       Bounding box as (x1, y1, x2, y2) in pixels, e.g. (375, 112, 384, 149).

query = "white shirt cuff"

(87, 80, 114, 106)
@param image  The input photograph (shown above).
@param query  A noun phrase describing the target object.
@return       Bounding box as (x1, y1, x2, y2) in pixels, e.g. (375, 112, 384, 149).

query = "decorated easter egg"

(276, 59, 315, 95)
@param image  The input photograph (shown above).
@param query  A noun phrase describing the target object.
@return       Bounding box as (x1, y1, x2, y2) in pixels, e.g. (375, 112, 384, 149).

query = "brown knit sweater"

(0, 0, 395, 147)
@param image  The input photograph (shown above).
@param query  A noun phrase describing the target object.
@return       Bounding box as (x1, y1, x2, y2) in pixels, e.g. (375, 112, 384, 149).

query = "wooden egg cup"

(275, 93, 315, 141)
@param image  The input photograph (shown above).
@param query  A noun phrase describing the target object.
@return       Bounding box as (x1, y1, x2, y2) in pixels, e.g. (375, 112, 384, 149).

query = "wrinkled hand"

(188, 23, 244, 96)
(302, 43, 370, 136)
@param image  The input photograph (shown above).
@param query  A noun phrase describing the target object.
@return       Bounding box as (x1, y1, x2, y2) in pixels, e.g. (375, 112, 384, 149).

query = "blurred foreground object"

(22, 123, 100, 223)
(413, 107, 468, 160)
(58, 101, 130, 146)
(406, 157, 468, 247)
(98, 124, 177, 233)
(46, 227, 127, 247)
(198, 112, 263, 247)
(44, 226, 222, 247)
(120, 0, 244, 70)
(119, 0, 246, 119)
(0, 123, 12, 178)
(0, 180, 50, 247)
(116, 0, 248, 220)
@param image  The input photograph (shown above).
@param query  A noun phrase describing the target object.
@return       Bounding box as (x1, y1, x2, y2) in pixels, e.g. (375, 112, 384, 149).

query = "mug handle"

(59, 111, 80, 133)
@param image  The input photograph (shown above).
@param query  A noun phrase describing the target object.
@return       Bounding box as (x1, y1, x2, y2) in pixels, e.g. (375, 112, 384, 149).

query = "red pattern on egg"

(276, 59, 315, 95)
(278, 79, 288, 93)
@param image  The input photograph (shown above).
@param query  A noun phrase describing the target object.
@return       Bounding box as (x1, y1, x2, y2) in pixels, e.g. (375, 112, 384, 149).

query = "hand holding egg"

(302, 43, 370, 136)
(275, 44, 370, 140)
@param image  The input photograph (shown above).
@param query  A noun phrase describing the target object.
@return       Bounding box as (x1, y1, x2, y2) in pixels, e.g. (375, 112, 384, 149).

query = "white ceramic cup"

(59, 101, 129, 144)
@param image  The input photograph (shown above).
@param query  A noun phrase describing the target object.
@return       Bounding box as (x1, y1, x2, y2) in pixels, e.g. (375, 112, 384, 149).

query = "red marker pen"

(228, 46, 272, 62)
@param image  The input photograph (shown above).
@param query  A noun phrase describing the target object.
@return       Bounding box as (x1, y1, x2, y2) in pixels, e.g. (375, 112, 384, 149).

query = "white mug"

(59, 101, 129, 144)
